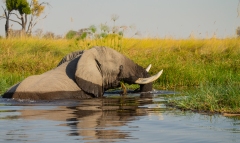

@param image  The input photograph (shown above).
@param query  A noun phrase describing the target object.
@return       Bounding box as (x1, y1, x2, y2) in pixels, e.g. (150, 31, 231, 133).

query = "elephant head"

(2, 46, 163, 100)
(73, 47, 162, 97)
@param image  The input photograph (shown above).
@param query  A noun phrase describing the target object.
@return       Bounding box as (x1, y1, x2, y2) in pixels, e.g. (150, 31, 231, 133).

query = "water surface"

(0, 91, 240, 143)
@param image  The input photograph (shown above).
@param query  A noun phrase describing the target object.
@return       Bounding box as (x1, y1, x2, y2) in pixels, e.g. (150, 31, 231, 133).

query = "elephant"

(2, 46, 163, 100)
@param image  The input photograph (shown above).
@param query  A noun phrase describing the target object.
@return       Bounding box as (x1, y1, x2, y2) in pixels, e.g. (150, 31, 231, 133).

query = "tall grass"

(0, 37, 239, 113)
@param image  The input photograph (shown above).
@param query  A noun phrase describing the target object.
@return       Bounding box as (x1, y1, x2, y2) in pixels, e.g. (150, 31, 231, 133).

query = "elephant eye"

(118, 65, 124, 78)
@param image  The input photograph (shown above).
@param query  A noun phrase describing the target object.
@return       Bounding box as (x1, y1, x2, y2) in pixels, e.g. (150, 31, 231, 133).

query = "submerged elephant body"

(3, 56, 91, 100)
(2, 46, 162, 100)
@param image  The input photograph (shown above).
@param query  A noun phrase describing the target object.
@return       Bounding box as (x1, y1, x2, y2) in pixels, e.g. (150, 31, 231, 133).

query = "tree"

(236, 26, 240, 37)
(65, 30, 77, 39)
(43, 31, 54, 39)
(4, 0, 31, 37)
(65, 28, 92, 40)
(26, 0, 49, 35)
(34, 28, 43, 37)
(1, 0, 23, 37)
(1, 0, 49, 37)
(1, 5, 11, 37)
(89, 25, 96, 39)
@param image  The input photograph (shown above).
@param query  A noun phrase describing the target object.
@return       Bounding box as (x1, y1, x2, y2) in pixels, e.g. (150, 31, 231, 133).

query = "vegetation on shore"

(169, 82, 240, 114)
(0, 37, 239, 113)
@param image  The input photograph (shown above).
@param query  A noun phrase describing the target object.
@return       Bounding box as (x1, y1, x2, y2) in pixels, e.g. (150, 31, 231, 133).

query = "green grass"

(169, 82, 240, 114)
(0, 37, 240, 113)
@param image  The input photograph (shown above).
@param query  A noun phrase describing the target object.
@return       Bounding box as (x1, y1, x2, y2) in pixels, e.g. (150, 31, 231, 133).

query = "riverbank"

(0, 37, 239, 113)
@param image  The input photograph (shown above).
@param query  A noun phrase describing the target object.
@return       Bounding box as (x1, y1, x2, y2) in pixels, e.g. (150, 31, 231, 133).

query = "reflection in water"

(1, 92, 240, 142)
(0, 94, 165, 142)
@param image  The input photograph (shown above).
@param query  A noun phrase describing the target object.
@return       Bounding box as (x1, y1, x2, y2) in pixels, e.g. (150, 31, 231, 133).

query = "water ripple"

(0, 91, 240, 142)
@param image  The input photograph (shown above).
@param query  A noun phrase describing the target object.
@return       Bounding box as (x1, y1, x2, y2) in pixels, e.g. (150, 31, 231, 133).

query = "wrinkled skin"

(2, 46, 153, 100)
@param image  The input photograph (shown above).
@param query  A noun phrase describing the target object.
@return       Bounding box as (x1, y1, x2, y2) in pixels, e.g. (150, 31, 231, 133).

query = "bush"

(66, 30, 77, 39)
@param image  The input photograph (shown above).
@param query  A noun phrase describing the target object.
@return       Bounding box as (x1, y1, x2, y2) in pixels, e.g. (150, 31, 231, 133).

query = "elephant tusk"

(145, 64, 152, 72)
(135, 70, 163, 84)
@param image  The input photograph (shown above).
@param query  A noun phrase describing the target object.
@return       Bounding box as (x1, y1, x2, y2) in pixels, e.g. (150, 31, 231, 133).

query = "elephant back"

(2, 57, 92, 100)
(57, 50, 84, 66)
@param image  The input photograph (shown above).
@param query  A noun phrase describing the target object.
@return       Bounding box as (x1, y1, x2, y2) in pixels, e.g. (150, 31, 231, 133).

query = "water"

(0, 91, 240, 143)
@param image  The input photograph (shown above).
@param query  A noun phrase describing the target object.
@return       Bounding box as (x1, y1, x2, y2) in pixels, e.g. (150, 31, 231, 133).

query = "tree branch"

(11, 12, 21, 20)
(27, 14, 48, 34)
(27, 14, 33, 34)
(8, 18, 22, 26)
(24, 14, 27, 27)
(1, 6, 7, 17)
(29, 0, 33, 7)
(32, 14, 47, 29)
(40, 2, 51, 7)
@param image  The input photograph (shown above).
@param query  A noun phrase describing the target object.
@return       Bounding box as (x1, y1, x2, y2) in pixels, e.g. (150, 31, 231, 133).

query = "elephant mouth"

(135, 70, 163, 84)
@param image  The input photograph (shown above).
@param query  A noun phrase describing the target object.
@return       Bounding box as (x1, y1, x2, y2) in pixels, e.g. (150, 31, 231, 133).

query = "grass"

(0, 37, 240, 113)
(169, 82, 240, 114)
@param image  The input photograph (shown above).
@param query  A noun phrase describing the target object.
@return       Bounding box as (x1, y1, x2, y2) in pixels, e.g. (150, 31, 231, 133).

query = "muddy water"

(0, 91, 240, 143)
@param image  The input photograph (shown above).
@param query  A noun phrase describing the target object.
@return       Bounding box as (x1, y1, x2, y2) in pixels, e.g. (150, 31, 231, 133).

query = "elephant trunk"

(135, 68, 163, 92)
(140, 82, 153, 92)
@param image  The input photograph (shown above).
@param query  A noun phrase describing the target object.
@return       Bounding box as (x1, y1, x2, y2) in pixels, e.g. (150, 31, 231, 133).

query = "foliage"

(31, 0, 45, 16)
(80, 32, 87, 40)
(65, 30, 77, 39)
(6, 0, 31, 15)
(89, 25, 97, 34)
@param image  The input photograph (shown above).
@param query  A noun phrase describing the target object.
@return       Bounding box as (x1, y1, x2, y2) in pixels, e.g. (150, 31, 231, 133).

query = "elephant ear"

(75, 48, 103, 97)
